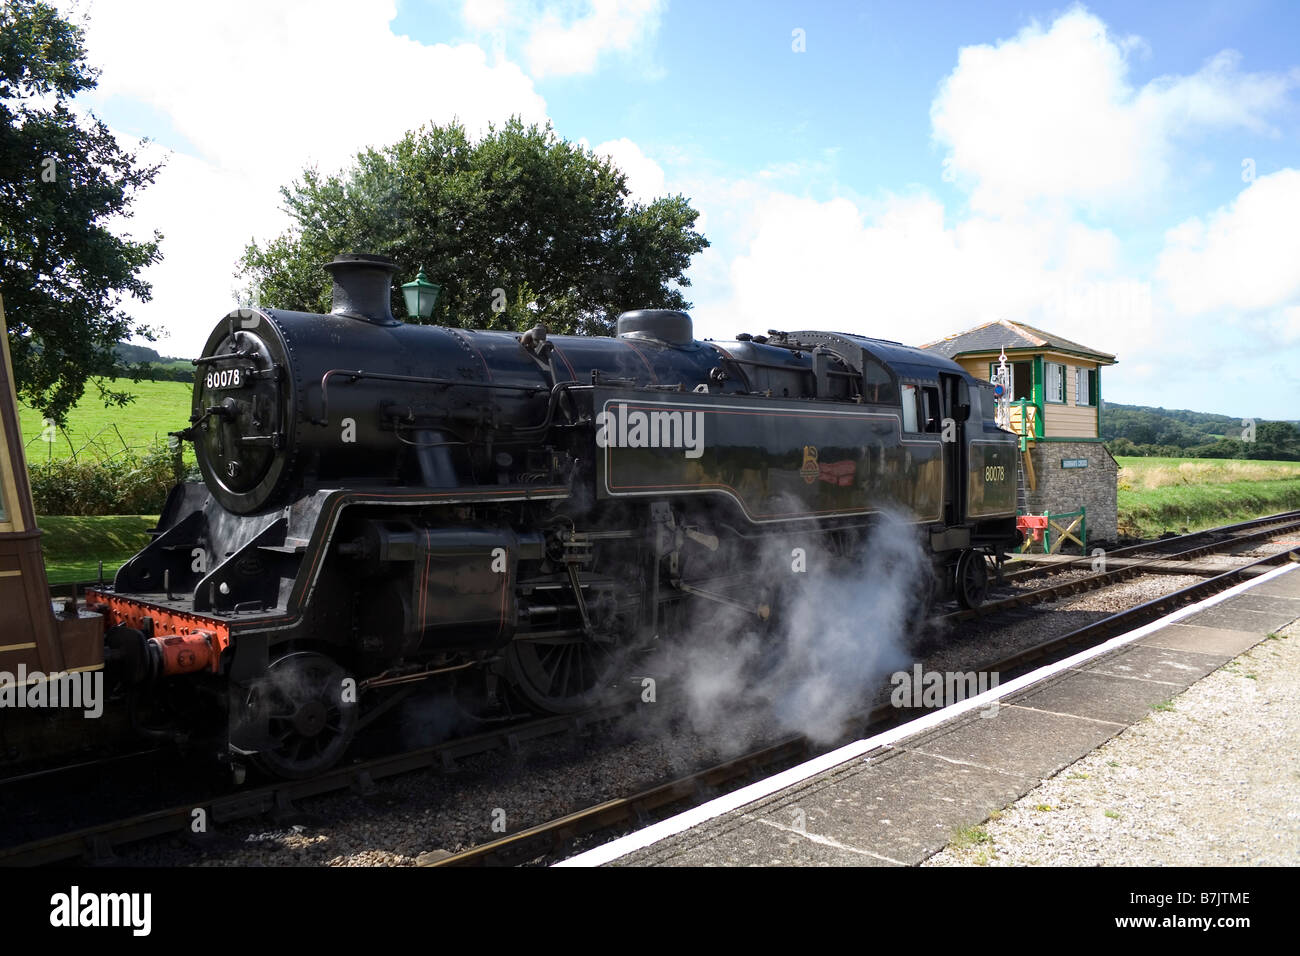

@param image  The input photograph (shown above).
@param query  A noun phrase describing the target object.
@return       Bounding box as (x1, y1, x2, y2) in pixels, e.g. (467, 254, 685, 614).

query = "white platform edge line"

(555, 561, 1299, 867)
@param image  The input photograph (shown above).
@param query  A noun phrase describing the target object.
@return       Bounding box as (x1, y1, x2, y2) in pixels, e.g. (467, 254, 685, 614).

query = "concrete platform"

(560, 561, 1300, 867)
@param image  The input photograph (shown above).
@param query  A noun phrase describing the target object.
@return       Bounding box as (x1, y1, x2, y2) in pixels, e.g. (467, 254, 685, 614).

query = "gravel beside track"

(925, 619, 1300, 866)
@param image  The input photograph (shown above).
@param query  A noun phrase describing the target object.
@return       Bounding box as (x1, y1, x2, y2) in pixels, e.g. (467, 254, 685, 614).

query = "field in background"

(37, 514, 157, 585)
(1117, 456, 1300, 538)
(18, 379, 193, 463)
(19, 383, 185, 579)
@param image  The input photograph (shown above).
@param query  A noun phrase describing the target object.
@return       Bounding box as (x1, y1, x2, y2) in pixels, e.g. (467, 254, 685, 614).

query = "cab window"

(901, 385, 920, 432)
(921, 386, 941, 433)
(861, 356, 898, 405)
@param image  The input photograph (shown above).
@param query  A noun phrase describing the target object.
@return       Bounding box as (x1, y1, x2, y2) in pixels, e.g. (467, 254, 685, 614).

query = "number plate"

(204, 367, 252, 390)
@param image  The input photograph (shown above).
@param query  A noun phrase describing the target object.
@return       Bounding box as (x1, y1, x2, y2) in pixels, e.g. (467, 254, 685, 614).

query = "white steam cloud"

(639, 509, 929, 748)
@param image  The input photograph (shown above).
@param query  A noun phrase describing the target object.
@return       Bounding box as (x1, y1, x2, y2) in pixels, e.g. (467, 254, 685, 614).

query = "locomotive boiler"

(52, 254, 1021, 779)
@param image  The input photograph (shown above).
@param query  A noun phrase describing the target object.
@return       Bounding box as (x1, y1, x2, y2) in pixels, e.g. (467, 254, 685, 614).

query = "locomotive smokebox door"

(192, 309, 294, 514)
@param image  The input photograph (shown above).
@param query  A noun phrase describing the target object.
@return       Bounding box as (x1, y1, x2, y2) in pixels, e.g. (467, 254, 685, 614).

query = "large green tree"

(241, 119, 708, 335)
(1, 0, 161, 424)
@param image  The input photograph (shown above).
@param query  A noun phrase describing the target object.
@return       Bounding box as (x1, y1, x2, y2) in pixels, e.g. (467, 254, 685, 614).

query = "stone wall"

(1024, 441, 1118, 547)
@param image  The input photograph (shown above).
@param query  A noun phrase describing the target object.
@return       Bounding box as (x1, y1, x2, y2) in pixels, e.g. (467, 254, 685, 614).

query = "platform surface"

(572, 563, 1300, 867)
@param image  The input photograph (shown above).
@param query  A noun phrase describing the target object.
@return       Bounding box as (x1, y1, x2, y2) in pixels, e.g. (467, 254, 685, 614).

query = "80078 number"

(984, 465, 1006, 482)
(204, 368, 247, 390)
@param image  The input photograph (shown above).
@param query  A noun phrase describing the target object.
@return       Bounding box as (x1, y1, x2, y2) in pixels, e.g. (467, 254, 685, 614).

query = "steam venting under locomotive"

(69, 253, 1020, 779)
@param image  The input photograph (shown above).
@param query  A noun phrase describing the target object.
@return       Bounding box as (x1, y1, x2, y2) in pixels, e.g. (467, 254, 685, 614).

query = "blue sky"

(70, 0, 1300, 418)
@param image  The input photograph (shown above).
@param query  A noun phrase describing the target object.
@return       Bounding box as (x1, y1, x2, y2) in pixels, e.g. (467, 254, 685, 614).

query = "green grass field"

(1117, 456, 1300, 537)
(18, 378, 193, 463)
(36, 514, 157, 585)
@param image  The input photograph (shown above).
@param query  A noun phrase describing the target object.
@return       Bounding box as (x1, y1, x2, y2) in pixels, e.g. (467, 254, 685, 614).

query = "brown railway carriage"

(0, 293, 102, 684)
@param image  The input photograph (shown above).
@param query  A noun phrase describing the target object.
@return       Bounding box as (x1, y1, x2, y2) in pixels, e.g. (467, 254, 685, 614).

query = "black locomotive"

(81, 253, 1020, 778)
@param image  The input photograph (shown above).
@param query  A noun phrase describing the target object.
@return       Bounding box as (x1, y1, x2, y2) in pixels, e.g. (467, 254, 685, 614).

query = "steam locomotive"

(2, 255, 1020, 779)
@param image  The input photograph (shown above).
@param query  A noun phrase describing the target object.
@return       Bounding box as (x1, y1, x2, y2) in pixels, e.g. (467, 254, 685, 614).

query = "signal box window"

(1045, 362, 1066, 403)
(1074, 367, 1097, 406)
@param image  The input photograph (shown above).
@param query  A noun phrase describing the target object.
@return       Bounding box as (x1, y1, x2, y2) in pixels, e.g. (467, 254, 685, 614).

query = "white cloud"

(931, 7, 1297, 215)
(522, 0, 663, 78)
(116, 142, 289, 356)
(679, 7, 1299, 417)
(78, 0, 547, 184)
(461, 0, 512, 32)
(1276, 305, 1300, 345)
(689, 186, 1150, 355)
(592, 137, 665, 202)
(1156, 168, 1300, 317)
(66, 0, 550, 357)
(71, 0, 670, 358)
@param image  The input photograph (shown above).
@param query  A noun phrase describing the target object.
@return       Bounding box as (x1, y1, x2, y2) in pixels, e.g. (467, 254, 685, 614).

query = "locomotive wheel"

(244, 651, 358, 779)
(955, 550, 989, 610)
(503, 638, 613, 714)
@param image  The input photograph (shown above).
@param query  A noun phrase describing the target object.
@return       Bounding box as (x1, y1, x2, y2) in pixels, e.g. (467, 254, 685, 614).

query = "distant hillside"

(113, 343, 194, 383)
(1103, 401, 1300, 460)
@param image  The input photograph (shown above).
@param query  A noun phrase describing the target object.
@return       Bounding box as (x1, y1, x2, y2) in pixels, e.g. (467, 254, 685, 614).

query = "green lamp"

(401, 266, 441, 319)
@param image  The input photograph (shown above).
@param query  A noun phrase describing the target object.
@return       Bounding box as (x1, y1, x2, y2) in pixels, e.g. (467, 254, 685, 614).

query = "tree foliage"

(241, 119, 709, 335)
(0, 0, 162, 424)
(1104, 403, 1300, 460)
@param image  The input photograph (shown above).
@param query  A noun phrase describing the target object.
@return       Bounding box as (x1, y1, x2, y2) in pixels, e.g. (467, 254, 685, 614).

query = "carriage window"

(901, 384, 919, 432)
(0, 476, 7, 522)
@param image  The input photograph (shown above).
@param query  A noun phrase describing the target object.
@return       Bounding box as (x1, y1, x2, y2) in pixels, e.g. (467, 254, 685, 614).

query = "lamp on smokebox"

(401, 266, 441, 320)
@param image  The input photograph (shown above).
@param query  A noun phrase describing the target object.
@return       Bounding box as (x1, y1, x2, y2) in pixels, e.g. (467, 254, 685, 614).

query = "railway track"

(426, 544, 1300, 867)
(941, 511, 1300, 624)
(1001, 509, 1300, 583)
(0, 702, 635, 866)
(7, 514, 1298, 867)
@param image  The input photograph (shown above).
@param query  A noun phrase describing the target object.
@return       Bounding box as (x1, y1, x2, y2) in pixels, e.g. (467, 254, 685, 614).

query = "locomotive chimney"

(323, 253, 401, 326)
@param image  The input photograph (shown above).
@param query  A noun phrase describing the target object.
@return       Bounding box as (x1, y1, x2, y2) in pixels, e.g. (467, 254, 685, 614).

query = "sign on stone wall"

(1061, 458, 1088, 469)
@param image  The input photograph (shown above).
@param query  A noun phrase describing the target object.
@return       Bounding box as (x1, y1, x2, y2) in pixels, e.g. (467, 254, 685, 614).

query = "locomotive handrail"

(193, 348, 258, 366)
(312, 368, 552, 425)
